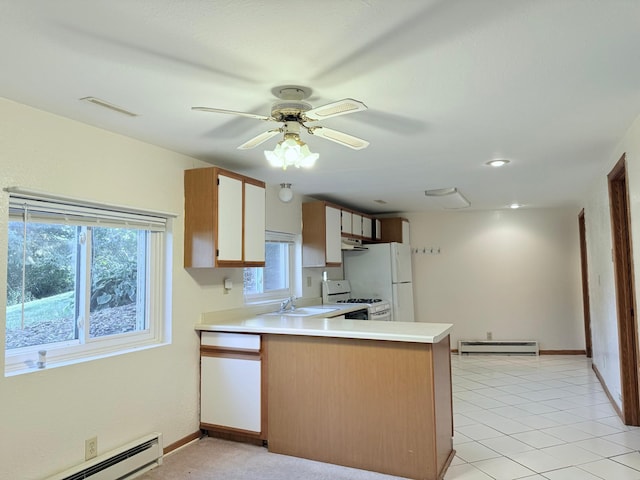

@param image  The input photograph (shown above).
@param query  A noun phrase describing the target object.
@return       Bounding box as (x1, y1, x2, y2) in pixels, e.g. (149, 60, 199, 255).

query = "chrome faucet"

(279, 296, 296, 312)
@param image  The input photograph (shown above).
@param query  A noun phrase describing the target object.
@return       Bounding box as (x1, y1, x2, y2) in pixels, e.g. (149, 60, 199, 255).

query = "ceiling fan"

(192, 85, 370, 152)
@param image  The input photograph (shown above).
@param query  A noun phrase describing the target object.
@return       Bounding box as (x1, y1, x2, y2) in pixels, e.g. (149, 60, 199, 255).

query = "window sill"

(4, 341, 169, 377)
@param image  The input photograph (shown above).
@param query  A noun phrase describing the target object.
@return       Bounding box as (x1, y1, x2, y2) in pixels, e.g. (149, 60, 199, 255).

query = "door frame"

(578, 209, 592, 358)
(608, 153, 640, 426)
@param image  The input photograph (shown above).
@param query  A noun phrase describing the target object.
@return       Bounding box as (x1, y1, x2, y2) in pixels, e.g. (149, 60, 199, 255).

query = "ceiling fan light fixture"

(264, 134, 319, 170)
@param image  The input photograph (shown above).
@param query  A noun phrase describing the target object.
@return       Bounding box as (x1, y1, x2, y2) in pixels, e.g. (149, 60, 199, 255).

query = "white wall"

(0, 98, 304, 479)
(583, 112, 640, 411)
(404, 209, 584, 350)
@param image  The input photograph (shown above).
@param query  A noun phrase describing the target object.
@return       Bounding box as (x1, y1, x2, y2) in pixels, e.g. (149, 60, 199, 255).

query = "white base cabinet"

(200, 356, 261, 432)
(200, 332, 264, 438)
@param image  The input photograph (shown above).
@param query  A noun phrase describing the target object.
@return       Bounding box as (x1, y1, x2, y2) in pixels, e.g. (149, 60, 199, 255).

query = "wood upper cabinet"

(379, 217, 410, 244)
(184, 167, 265, 268)
(302, 201, 342, 267)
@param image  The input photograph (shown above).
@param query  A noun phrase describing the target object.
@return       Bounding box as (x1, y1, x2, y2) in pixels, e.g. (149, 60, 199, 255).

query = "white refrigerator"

(343, 242, 415, 322)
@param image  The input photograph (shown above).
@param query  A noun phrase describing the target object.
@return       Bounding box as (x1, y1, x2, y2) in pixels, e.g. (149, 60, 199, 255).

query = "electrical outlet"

(486, 331, 492, 340)
(306, 276, 312, 287)
(85, 436, 97, 461)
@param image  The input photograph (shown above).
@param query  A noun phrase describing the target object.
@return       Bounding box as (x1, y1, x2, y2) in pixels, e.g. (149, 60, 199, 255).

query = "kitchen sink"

(265, 306, 341, 317)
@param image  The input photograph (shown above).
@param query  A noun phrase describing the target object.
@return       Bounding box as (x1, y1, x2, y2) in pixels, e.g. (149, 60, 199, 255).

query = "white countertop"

(196, 315, 453, 344)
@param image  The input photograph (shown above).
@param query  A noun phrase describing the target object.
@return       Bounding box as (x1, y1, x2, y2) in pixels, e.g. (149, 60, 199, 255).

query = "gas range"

(322, 280, 391, 320)
(336, 298, 386, 304)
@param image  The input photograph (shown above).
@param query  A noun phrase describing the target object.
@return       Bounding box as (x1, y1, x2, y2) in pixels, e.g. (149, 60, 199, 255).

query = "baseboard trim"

(539, 350, 586, 355)
(592, 363, 624, 420)
(202, 427, 265, 446)
(438, 448, 456, 480)
(163, 431, 201, 455)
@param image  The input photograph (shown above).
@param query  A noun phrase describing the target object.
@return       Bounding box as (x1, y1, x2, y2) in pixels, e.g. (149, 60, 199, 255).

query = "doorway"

(608, 153, 640, 426)
(578, 209, 592, 358)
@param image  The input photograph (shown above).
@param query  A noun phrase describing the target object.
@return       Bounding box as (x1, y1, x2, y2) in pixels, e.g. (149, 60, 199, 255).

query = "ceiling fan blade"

(345, 109, 427, 134)
(312, 0, 520, 86)
(310, 127, 369, 150)
(238, 129, 281, 150)
(192, 106, 273, 121)
(304, 99, 367, 121)
(55, 23, 261, 85)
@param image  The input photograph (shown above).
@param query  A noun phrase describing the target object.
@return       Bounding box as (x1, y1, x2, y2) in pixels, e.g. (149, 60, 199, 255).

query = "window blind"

(266, 230, 296, 243)
(7, 189, 172, 232)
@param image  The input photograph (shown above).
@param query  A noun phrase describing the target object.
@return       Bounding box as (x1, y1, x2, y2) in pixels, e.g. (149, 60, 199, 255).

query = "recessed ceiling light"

(509, 203, 522, 209)
(80, 97, 138, 117)
(486, 159, 511, 167)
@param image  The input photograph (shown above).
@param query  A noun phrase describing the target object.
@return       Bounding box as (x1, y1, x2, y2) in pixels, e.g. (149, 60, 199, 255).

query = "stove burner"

(337, 298, 383, 304)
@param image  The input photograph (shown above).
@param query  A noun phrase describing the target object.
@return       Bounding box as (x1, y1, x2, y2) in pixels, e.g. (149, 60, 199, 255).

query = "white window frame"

(244, 231, 296, 305)
(4, 188, 174, 376)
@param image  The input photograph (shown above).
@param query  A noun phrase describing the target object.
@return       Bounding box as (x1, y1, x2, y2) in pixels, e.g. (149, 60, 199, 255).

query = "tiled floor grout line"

(446, 354, 640, 480)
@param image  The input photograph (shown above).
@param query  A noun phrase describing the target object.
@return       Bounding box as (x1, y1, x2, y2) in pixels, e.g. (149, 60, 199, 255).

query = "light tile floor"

(445, 355, 640, 480)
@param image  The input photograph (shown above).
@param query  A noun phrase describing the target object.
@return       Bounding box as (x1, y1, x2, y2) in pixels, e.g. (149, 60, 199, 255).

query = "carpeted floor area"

(138, 436, 408, 480)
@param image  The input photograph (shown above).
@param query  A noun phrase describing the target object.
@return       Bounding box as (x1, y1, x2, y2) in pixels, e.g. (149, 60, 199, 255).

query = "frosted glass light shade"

(265, 135, 319, 170)
(278, 183, 293, 203)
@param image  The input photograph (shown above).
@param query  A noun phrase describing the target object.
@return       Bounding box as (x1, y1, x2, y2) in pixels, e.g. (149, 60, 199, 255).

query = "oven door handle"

(369, 310, 391, 321)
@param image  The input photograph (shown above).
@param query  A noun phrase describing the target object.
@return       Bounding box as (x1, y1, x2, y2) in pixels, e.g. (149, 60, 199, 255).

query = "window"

(5, 190, 171, 374)
(244, 231, 295, 303)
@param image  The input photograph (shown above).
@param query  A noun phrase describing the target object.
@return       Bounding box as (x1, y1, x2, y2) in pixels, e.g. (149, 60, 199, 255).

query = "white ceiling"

(2, 0, 640, 213)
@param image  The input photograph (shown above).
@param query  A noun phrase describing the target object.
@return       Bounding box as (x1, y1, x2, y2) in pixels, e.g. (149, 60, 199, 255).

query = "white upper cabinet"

(244, 182, 266, 263)
(341, 210, 352, 235)
(326, 206, 342, 264)
(184, 167, 266, 268)
(216, 173, 243, 262)
(352, 213, 363, 237)
(362, 216, 373, 239)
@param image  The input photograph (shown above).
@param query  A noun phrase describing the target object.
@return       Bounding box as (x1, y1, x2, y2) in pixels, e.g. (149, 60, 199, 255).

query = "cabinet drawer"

(201, 332, 261, 350)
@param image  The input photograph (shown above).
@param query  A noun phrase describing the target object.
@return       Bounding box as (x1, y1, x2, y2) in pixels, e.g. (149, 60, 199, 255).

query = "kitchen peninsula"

(196, 314, 454, 480)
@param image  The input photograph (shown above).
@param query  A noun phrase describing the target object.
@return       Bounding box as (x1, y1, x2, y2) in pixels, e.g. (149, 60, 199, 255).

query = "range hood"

(341, 237, 368, 251)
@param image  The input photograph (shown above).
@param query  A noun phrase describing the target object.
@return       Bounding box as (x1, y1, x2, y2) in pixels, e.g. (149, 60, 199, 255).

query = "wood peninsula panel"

(265, 334, 453, 480)
(432, 335, 453, 473)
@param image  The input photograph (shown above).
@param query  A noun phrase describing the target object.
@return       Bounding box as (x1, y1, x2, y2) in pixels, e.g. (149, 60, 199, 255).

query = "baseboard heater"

(45, 433, 162, 480)
(458, 340, 539, 355)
